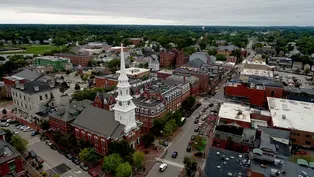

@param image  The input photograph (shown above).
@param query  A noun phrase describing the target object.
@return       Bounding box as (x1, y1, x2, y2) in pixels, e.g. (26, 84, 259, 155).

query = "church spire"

(118, 43, 128, 81)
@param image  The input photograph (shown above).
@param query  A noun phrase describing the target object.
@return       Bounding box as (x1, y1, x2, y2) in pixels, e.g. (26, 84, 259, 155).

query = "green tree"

(151, 118, 166, 136)
(133, 151, 145, 170)
(115, 162, 132, 177)
(208, 49, 217, 56)
(192, 135, 206, 151)
(182, 96, 196, 113)
(79, 148, 99, 163)
(163, 119, 177, 136)
(52, 175, 60, 177)
(2, 108, 7, 116)
(11, 135, 28, 153)
(216, 54, 227, 61)
(305, 68, 311, 75)
(75, 83, 81, 90)
(102, 153, 123, 173)
(108, 140, 135, 159)
(105, 58, 120, 73)
(183, 156, 197, 177)
(142, 133, 155, 148)
(40, 120, 50, 130)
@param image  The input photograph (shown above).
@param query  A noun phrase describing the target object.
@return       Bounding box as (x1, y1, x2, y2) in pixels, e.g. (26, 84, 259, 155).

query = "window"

(271, 91, 275, 97)
(291, 138, 296, 142)
(88, 134, 92, 142)
(28, 97, 30, 102)
(297, 133, 300, 136)
(306, 141, 311, 145)
(75, 129, 79, 137)
(119, 102, 122, 106)
(24, 96, 26, 100)
(81, 131, 86, 140)
(45, 94, 48, 99)
(39, 95, 42, 101)
(306, 135, 311, 138)
(8, 160, 16, 171)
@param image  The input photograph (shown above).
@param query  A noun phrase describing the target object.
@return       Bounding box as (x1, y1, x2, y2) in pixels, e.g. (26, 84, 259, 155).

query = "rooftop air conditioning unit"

(34, 86, 39, 92)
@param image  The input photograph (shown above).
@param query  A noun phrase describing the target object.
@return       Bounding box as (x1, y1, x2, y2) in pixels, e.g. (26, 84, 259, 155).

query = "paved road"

(5, 124, 89, 177)
(146, 102, 216, 177)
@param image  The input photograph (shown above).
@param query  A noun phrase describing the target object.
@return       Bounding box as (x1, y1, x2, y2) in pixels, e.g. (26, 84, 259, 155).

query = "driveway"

(4, 124, 90, 177)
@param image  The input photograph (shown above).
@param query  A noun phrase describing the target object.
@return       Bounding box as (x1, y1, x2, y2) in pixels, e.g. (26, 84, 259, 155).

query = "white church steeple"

(112, 44, 137, 133)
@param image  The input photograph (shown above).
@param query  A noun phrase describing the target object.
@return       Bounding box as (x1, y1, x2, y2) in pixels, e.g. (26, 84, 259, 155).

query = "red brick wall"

(160, 52, 176, 68)
(136, 111, 165, 133)
(54, 54, 92, 66)
(175, 50, 186, 67)
(264, 87, 283, 99)
(49, 117, 73, 134)
(224, 84, 265, 107)
(95, 77, 118, 88)
(250, 113, 273, 127)
(157, 72, 172, 80)
(190, 83, 200, 96)
(0, 157, 23, 176)
(93, 95, 104, 109)
(212, 139, 252, 153)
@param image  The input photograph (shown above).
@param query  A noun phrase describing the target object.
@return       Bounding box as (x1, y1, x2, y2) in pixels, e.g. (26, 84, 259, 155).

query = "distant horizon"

(2, 0, 314, 26)
(1, 24, 314, 28)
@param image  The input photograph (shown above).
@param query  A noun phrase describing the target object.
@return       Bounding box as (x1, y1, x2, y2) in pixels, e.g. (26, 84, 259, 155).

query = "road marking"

(27, 138, 40, 147)
(178, 117, 194, 143)
(43, 162, 60, 176)
(28, 137, 40, 142)
(156, 158, 184, 168)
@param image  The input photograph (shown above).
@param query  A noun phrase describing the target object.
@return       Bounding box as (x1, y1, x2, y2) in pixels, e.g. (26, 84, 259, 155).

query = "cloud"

(1, 0, 314, 25)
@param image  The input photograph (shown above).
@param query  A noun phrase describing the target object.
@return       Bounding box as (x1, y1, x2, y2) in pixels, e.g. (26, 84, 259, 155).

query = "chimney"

(20, 84, 25, 90)
(34, 86, 39, 92)
(15, 80, 20, 89)
(183, 76, 186, 82)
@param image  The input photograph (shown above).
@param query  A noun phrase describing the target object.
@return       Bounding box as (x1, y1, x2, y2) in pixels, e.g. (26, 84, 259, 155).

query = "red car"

(35, 156, 44, 164)
(88, 169, 99, 177)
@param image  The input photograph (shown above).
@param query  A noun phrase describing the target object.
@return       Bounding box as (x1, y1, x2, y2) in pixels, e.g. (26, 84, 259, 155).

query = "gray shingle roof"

(217, 45, 239, 52)
(183, 58, 204, 68)
(14, 69, 43, 81)
(164, 74, 199, 85)
(49, 100, 92, 122)
(11, 80, 58, 94)
(72, 105, 124, 139)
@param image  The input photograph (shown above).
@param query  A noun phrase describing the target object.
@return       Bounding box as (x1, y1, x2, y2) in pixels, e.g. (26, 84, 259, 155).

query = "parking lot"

(4, 124, 90, 177)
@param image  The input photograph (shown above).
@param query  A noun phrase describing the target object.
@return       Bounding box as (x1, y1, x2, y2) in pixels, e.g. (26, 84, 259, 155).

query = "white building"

(11, 80, 61, 121)
(112, 44, 138, 133)
(148, 55, 160, 71)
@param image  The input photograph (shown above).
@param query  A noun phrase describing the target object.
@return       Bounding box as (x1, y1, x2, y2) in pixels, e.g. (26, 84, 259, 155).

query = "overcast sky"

(1, 0, 314, 26)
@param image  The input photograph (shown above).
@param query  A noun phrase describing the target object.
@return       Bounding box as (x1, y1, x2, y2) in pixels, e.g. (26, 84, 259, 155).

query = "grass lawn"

(0, 44, 60, 54)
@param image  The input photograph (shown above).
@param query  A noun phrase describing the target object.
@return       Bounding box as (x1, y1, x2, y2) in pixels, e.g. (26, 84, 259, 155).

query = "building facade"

(54, 53, 93, 66)
(34, 56, 73, 71)
(11, 80, 61, 120)
(0, 141, 24, 177)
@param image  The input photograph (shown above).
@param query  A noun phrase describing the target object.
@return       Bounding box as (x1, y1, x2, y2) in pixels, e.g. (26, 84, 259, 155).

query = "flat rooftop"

(157, 69, 173, 74)
(116, 67, 150, 76)
(267, 97, 314, 132)
(241, 68, 274, 77)
(218, 102, 251, 123)
(35, 56, 69, 61)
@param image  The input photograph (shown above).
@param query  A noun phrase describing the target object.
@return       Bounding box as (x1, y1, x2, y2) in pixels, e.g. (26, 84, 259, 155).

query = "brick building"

(95, 75, 119, 88)
(159, 49, 186, 68)
(267, 97, 314, 148)
(0, 141, 24, 177)
(128, 38, 143, 45)
(164, 74, 199, 96)
(72, 44, 142, 155)
(157, 69, 173, 80)
(217, 45, 239, 56)
(93, 92, 117, 111)
(49, 100, 92, 134)
(54, 53, 93, 66)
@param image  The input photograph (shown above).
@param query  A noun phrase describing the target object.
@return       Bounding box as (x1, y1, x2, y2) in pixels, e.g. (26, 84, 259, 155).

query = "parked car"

(13, 130, 19, 134)
(1, 122, 9, 127)
(172, 151, 178, 158)
(24, 128, 33, 132)
(208, 103, 214, 107)
(72, 157, 80, 165)
(28, 151, 37, 158)
(45, 140, 53, 146)
(6, 119, 12, 123)
(35, 156, 44, 164)
(159, 163, 168, 172)
(194, 152, 203, 157)
(58, 149, 67, 155)
(194, 127, 200, 132)
(191, 135, 196, 140)
(50, 144, 57, 150)
(194, 119, 199, 124)
(31, 131, 39, 136)
(161, 141, 169, 147)
(186, 146, 191, 152)
(15, 125, 22, 129)
(65, 153, 74, 160)
(88, 169, 99, 177)
(80, 163, 89, 171)
(0, 119, 7, 123)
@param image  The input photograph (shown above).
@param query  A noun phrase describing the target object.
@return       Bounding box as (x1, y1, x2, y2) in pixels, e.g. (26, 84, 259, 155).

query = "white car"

(13, 130, 19, 134)
(20, 126, 26, 130)
(1, 122, 9, 127)
(45, 140, 53, 146)
(159, 163, 167, 172)
(6, 119, 12, 123)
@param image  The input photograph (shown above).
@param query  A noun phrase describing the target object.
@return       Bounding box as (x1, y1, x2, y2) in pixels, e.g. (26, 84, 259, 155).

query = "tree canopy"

(11, 135, 28, 153)
(115, 162, 132, 177)
(183, 156, 198, 177)
(102, 153, 123, 173)
(133, 151, 145, 170)
(79, 148, 99, 164)
(72, 86, 115, 101)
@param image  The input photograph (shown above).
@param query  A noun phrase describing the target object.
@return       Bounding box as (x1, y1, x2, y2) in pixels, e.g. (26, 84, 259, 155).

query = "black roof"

(205, 147, 249, 177)
(11, 80, 58, 94)
(72, 105, 124, 140)
(14, 69, 42, 81)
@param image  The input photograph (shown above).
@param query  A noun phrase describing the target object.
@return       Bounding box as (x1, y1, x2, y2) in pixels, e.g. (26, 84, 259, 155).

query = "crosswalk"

(156, 158, 184, 168)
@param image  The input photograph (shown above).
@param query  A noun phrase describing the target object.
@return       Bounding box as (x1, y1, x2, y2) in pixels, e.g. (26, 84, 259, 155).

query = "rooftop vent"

(49, 81, 55, 88)
(20, 84, 24, 90)
(282, 115, 286, 119)
(34, 86, 39, 92)
(228, 173, 233, 176)
(15, 80, 20, 88)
